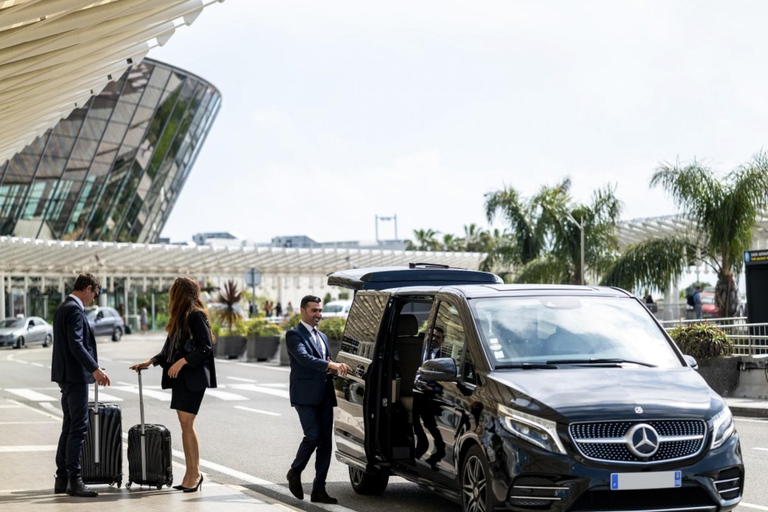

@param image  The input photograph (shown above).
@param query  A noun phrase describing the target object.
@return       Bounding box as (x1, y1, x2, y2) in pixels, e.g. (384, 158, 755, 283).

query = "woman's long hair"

(166, 276, 212, 340)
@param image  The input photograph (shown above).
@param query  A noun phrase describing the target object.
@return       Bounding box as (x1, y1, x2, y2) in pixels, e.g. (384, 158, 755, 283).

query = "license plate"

(610, 471, 682, 490)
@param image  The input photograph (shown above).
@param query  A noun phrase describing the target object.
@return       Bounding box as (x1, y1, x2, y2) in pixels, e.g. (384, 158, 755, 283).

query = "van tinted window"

(341, 291, 389, 359)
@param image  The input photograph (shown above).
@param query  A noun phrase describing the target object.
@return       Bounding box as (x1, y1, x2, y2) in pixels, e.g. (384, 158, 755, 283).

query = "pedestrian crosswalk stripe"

(233, 406, 280, 416)
(0, 445, 57, 452)
(5, 389, 57, 401)
(227, 376, 257, 383)
(204, 390, 248, 401)
(91, 392, 123, 402)
(228, 383, 289, 399)
(110, 385, 171, 401)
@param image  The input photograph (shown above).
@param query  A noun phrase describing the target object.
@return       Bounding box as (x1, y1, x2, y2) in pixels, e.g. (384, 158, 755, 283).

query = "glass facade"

(0, 59, 221, 243)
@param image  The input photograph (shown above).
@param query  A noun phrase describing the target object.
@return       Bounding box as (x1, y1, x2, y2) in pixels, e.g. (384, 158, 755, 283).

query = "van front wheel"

(348, 466, 388, 495)
(462, 445, 497, 512)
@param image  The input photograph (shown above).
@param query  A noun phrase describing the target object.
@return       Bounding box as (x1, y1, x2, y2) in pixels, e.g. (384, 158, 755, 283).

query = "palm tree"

(482, 178, 622, 285)
(601, 154, 768, 317)
(441, 233, 463, 252)
(406, 228, 442, 251)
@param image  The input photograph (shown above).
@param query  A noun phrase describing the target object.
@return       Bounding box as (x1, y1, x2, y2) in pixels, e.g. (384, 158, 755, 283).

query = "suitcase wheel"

(125, 482, 132, 489)
(156, 485, 162, 490)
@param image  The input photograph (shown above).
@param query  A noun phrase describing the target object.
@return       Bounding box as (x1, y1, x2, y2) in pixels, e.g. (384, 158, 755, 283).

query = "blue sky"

(153, 1, 768, 244)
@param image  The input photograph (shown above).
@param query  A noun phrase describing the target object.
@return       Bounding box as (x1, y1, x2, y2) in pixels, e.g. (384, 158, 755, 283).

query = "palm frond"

(600, 238, 689, 292)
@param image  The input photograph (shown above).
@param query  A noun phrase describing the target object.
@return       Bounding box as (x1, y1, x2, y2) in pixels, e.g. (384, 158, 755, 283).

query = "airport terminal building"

(0, 58, 221, 244)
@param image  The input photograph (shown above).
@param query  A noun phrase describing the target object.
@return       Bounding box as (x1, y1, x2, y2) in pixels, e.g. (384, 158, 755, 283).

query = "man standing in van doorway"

(285, 295, 351, 504)
(413, 326, 447, 470)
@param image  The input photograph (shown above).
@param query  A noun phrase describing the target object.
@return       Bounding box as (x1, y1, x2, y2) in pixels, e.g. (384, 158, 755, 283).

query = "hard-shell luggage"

(126, 368, 173, 489)
(81, 383, 123, 487)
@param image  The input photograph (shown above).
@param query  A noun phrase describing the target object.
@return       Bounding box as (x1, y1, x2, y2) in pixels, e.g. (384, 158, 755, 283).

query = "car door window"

(431, 301, 476, 383)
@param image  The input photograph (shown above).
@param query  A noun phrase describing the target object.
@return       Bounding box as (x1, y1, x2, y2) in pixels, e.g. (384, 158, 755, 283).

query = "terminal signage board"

(744, 250, 768, 323)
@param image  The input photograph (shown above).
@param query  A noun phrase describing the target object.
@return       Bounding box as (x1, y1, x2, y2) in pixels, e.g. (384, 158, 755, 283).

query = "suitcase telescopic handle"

(136, 367, 147, 481)
(93, 378, 99, 465)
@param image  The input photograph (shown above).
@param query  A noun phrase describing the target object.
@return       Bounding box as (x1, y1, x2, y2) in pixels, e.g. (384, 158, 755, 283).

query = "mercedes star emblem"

(635, 406, 643, 414)
(626, 423, 660, 458)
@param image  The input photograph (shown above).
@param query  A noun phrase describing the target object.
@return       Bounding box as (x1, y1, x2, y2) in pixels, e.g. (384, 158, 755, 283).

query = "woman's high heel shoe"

(172, 484, 186, 490)
(182, 474, 203, 493)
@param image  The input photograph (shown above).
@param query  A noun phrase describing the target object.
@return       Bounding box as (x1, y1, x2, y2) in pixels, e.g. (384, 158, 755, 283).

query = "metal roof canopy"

(0, 236, 486, 278)
(0, 0, 223, 165)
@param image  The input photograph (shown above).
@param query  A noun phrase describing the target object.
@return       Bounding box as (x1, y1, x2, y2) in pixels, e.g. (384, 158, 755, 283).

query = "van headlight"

(710, 406, 735, 450)
(497, 405, 566, 454)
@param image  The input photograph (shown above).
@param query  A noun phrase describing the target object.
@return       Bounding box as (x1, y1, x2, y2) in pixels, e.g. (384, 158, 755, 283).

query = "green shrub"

(282, 314, 302, 331)
(667, 323, 732, 363)
(210, 322, 221, 341)
(245, 317, 282, 337)
(319, 317, 346, 340)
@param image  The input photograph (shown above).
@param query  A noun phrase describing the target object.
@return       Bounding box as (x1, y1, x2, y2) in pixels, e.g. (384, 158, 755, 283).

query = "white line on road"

(0, 405, 23, 409)
(228, 376, 257, 383)
(741, 503, 768, 511)
(258, 383, 288, 388)
(205, 390, 249, 401)
(5, 388, 57, 401)
(0, 445, 57, 452)
(228, 383, 290, 399)
(735, 417, 768, 423)
(94, 392, 124, 402)
(29, 362, 45, 368)
(754, 447, 768, 452)
(234, 406, 281, 417)
(0, 421, 58, 425)
(237, 363, 290, 373)
(111, 385, 171, 401)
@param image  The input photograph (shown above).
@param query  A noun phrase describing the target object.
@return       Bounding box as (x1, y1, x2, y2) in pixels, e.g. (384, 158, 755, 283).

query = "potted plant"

(318, 316, 346, 359)
(210, 280, 247, 359)
(667, 323, 738, 396)
(245, 317, 282, 362)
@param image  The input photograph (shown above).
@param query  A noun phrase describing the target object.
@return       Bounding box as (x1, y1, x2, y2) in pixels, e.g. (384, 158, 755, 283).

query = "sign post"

(244, 268, 261, 317)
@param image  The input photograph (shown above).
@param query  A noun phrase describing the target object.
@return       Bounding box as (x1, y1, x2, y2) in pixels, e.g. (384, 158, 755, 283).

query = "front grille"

(508, 476, 569, 508)
(570, 487, 715, 511)
(713, 467, 742, 501)
(569, 420, 706, 463)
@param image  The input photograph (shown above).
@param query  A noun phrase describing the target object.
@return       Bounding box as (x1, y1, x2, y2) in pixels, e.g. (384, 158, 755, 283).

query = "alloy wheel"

(463, 455, 487, 512)
(350, 467, 364, 486)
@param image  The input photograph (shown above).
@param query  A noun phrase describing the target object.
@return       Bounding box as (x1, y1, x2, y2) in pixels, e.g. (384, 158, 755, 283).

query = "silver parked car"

(0, 317, 54, 348)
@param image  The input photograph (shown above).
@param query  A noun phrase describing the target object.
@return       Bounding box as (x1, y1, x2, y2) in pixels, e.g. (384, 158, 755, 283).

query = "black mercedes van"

(330, 268, 743, 512)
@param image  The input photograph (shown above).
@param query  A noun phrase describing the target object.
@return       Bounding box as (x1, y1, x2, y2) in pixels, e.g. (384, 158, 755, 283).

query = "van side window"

(431, 301, 476, 383)
(341, 291, 389, 359)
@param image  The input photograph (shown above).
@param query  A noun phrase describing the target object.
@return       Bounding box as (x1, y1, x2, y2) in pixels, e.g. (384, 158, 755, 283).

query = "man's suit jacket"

(51, 296, 99, 384)
(286, 323, 336, 407)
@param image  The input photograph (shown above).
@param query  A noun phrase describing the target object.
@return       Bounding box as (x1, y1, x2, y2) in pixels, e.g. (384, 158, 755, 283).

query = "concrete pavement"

(0, 394, 299, 512)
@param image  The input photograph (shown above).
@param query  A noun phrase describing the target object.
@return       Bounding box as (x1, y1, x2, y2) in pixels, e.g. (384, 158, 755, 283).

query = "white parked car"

(322, 300, 352, 320)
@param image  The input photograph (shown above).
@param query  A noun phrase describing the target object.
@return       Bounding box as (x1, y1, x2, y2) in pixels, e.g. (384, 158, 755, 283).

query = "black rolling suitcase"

(126, 368, 173, 489)
(81, 382, 123, 487)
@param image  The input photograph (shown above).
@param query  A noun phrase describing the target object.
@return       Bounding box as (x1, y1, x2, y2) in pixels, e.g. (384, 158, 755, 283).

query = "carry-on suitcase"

(126, 368, 173, 489)
(81, 382, 123, 487)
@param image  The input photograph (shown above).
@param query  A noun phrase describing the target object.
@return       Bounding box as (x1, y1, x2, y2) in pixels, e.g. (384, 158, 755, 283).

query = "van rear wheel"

(348, 466, 388, 495)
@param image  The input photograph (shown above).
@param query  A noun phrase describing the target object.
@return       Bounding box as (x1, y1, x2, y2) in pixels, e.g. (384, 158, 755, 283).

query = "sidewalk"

(0, 396, 298, 512)
(726, 397, 768, 418)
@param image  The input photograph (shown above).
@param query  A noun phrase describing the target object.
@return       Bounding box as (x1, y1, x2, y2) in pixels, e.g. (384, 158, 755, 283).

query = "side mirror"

(684, 354, 698, 371)
(418, 357, 458, 382)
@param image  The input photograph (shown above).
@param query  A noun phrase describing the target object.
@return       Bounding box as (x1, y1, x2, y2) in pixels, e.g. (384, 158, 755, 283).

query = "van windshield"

(470, 296, 682, 369)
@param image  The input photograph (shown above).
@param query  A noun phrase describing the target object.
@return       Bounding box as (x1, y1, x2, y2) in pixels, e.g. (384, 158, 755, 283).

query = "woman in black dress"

(130, 276, 217, 492)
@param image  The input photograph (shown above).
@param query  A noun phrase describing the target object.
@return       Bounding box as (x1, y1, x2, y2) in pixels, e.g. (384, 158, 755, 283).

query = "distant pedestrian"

(140, 306, 148, 334)
(693, 286, 703, 320)
(275, 302, 283, 317)
(51, 273, 111, 497)
(644, 291, 654, 304)
(286, 302, 294, 317)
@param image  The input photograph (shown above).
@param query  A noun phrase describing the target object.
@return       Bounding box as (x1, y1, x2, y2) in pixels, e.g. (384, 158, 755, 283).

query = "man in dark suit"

(285, 295, 351, 504)
(51, 273, 110, 497)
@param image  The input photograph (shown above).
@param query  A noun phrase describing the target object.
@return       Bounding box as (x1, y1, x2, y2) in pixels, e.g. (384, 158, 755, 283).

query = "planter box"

(696, 356, 742, 397)
(246, 335, 280, 362)
(215, 335, 246, 360)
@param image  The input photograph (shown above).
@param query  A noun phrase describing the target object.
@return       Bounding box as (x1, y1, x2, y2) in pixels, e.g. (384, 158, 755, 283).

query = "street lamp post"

(566, 213, 585, 285)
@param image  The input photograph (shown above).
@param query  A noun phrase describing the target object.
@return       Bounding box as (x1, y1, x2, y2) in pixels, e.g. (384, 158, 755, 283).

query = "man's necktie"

(313, 328, 325, 359)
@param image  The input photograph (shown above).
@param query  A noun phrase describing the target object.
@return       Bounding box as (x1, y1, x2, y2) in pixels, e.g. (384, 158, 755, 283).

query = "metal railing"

(661, 318, 768, 356)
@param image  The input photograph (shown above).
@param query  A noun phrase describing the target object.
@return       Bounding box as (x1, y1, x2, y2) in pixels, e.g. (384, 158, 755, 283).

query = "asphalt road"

(1, 334, 767, 512)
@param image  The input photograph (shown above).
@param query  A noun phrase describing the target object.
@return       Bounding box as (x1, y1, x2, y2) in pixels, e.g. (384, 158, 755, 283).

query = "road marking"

(0, 421, 58, 425)
(0, 445, 57, 452)
(93, 392, 123, 402)
(205, 390, 248, 401)
(29, 362, 45, 368)
(111, 385, 171, 401)
(258, 383, 288, 388)
(735, 417, 768, 423)
(754, 447, 768, 452)
(228, 383, 290, 399)
(100, 357, 113, 362)
(237, 363, 290, 373)
(234, 406, 281, 417)
(0, 405, 23, 409)
(5, 388, 57, 401)
(228, 376, 257, 383)
(741, 504, 768, 511)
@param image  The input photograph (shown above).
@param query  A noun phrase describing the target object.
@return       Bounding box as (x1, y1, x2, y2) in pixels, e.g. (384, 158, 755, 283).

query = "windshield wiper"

(495, 362, 559, 370)
(545, 358, 657, 368)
